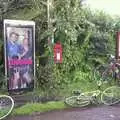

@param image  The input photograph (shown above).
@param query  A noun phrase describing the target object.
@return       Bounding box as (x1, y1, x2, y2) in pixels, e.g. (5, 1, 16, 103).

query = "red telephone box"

(54, 43, 62, 63)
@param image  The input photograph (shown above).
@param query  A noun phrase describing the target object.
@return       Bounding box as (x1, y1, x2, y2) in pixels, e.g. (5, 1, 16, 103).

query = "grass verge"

(12, 101, 68, 116)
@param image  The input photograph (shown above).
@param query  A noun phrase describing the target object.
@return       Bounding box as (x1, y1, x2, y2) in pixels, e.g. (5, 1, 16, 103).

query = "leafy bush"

(0, 0, 118, 96)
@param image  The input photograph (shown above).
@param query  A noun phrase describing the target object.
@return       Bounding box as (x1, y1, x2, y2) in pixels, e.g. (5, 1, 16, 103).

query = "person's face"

(10, 34, 18, 42)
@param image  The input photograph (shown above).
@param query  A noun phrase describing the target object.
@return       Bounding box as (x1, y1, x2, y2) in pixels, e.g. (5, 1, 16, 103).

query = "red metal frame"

(116, 32, 120, 59)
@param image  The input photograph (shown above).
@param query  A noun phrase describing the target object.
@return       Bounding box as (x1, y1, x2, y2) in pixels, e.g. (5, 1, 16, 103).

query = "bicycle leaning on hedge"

(94, 54, 120, 83)
(65, 85, 120, 107)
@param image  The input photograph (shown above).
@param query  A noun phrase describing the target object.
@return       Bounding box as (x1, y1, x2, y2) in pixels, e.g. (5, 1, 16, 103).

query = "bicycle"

(0, 65, 14, 120)
(65, 86, 120, 107)
(0, 94, 14, 120)
(94, 54, 120, 83)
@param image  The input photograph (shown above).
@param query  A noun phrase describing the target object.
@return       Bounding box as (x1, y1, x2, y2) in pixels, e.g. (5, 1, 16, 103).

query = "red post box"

(54, 42, 62, 63)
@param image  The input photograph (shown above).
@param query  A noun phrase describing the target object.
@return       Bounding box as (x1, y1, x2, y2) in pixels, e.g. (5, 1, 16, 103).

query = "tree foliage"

(0, 0, 119, 93)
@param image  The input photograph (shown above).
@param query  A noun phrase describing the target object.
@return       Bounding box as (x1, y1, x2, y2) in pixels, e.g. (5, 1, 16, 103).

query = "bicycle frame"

(65, 85, 120, 107)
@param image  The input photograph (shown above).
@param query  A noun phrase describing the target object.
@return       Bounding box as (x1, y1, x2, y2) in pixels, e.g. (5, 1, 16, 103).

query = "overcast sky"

(84, 0, 120, 16)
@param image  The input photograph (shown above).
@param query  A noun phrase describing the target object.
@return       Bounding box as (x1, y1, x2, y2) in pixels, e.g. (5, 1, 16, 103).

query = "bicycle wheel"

(94, 64, 107, 81)
(94, 64, 113, 82)
(102, 68, 114, 82)
(65, 96, 90, 107)
(101, 86, 120, 105)
(0, 95, 14, 120)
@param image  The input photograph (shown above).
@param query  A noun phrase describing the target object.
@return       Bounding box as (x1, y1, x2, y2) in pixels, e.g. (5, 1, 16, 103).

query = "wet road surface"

(8, 105, 120, 120)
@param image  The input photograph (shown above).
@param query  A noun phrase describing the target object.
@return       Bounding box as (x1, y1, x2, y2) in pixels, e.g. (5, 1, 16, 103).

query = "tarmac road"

(8, 105, 120, 120)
